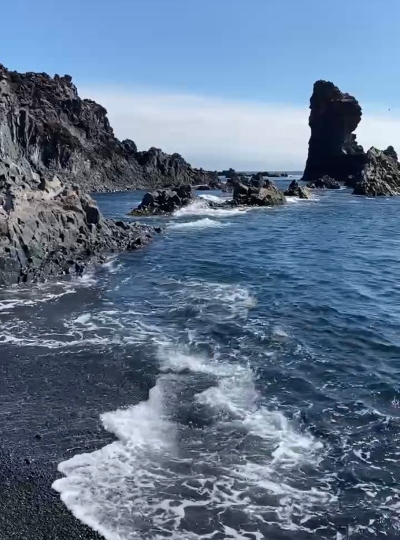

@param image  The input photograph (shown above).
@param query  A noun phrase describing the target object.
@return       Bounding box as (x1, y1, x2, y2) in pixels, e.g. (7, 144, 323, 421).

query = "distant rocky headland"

(1, 60, 400, 286)
(0, 64, 218, 193)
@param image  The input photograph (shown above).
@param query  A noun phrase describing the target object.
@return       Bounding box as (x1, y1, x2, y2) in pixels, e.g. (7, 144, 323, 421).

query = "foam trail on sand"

(53, 341, 331, 539)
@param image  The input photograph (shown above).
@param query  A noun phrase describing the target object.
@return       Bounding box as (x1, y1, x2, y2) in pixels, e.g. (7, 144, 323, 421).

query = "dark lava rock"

(221, 174, 248, 192)
(250, 172, 265, 187)
(0, 165, 154, 286)
(352, 147, 400, 196)
(302, 80, 365, 184)
(130, 185, 193, 215)
(306, 175, 341, 190)
(218, 168, 237, 179)
(0, 63, 217, 192)
(284, 180, 310, 199)
(266, 172, 288, 178)
(232, 180, 286, 207)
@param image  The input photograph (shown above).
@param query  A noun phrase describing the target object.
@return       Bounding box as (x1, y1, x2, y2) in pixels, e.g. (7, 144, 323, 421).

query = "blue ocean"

(1, 178, 400, 539)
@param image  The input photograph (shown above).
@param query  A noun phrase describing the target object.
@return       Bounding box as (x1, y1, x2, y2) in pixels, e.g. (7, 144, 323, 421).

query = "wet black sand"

(0, 345, 156, 540)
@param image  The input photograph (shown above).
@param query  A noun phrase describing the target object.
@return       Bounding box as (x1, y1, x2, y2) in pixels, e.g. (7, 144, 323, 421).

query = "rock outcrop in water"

(0, 63, 217, 192)
(306, 175, 341, 190)
(352, 147, 400, 196)
(284, 180, 310, 199)
(232, 180, 286, 206)
(302, 79, 400, 197)
(302, 80, 365, 184)
(131, 180, 286, 216)
(130, 186, 193, 215)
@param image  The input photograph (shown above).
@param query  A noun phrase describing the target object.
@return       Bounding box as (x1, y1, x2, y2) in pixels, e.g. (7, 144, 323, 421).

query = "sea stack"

(302, 80, 365, 184)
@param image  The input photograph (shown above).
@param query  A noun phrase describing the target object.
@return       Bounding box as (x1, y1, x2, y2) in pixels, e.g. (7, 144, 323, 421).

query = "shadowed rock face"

(302, 80, 365, 183)
(130, 186, 193, 215)
(284, 180, 310, 199)
(0, 64, 217, 192)
(232, 180, 286, 206)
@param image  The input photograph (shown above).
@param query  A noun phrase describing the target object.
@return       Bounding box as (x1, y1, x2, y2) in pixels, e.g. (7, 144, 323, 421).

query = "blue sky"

(2, 0, 399, 169)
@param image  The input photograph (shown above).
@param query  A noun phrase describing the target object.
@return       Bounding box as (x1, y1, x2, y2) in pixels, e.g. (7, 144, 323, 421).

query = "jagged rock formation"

(302, 80, 365, 184)
(352, 147, 400, 196)
(0, 164, 153, 285)
(218, 168, 237, 178)
(232, 180, 286, 207)
(130, 186, 193, 216)
(306, 175, 341, 190)
(0, 63, 217, 192)
(284, 180, 310, 199)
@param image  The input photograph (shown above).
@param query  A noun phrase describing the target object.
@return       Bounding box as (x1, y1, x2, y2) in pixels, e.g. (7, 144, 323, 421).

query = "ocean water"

(2, 179, 400, 539)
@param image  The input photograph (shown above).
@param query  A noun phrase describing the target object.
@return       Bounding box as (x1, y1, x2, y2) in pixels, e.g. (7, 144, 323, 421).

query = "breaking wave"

(173, 199, 248, 218)
(168, 218, 229, 230)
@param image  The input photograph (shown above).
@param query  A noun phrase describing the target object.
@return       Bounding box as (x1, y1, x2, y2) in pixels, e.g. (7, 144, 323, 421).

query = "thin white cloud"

(80, 86, 400, 171)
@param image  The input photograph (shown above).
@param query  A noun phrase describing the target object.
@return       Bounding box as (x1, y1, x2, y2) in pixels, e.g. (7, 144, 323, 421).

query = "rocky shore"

(0, 62, 222, 286)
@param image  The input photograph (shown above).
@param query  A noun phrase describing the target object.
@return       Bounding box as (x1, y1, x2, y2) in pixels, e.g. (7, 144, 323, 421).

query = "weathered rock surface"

(306, 175, 341, 190)
(0, 63, 217, 192)
(232, 180, 286, 207)
(0, 163, 153, 286)
(302, 80, 365, 184)
(352, 147, 400, 196)
(284, 180, 310, 199)
(130, 186, 193, 215)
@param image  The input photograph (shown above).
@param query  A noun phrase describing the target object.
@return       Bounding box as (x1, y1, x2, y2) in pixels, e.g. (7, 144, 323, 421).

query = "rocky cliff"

(0, 63, 217, 192)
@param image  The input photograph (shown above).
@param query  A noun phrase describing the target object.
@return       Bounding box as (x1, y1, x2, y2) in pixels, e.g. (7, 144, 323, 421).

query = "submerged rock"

(284, 180, 310, 199)
(302, 80, 365, 184)
(130, 186, 193, 215)
(352, 147, 400, 196)
(306, 175, 341, 190)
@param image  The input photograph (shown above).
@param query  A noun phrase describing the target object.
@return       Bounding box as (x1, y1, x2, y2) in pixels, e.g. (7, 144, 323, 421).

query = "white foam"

(53, 378, 177, 540)
(53, 343, 328, 539)
(0, 281, 76, 312)
(174, 199, 247, 218)
(74, 313, 92, 324)
(168, 217, 228, 230)
(286, 196, 302, 204)
(198, 193, 224, 202)
(102, 258, 123, 274)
